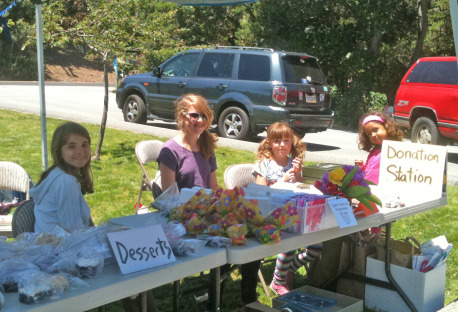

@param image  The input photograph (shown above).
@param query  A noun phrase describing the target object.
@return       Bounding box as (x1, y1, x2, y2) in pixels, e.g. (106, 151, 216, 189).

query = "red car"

(394, 56, 458, 145)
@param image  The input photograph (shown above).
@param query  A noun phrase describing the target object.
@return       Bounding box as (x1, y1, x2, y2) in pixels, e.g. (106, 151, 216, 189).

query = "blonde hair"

(175, 94, 218, 159)
(256, 122, 306, 161)
(358, 111, 404, 152)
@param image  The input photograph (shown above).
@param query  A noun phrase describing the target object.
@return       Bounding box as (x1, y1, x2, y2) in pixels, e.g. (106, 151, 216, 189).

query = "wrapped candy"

(254, 224, 281, 244)
(226, 224, 248, 245)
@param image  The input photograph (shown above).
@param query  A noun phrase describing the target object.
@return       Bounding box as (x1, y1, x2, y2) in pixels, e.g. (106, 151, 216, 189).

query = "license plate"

(306, 95, 317, 103)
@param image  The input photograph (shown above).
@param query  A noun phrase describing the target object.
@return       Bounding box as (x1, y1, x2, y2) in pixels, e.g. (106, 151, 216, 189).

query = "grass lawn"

(1, 109, 456, 311)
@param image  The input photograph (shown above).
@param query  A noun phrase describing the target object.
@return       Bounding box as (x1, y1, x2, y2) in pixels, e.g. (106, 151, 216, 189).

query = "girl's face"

(61, 134, 91, 169)
(363, 121, 387, 146)
(183, 105, 207, 136)
(270, 136, 292, 159)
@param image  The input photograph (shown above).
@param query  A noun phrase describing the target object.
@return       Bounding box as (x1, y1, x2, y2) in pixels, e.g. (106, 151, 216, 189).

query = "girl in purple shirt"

(158, 94, 218, 191)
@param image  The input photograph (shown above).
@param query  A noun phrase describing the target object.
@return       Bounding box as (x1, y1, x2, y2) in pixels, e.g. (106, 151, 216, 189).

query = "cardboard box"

(273, 285, 363, 312)
(365, 255, 446, 312)
(303, 163, 343, 179)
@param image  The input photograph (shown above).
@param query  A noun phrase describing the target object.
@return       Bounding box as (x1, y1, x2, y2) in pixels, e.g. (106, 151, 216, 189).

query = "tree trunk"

(410, 0, 430, 66)
(93, 53, 109, 160)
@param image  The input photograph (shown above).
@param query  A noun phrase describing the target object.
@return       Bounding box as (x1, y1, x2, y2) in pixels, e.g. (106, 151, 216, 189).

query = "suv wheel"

(411, 117, 440, 144)
(123, 95, 147, 124)
(218, 107, 251, 140)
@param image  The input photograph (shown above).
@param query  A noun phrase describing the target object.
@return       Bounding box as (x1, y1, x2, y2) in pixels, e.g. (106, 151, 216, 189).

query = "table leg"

(384, 222, 418, 312)
(141, 291, 147, 312)
(210, 267, 221, 312)
(173, 280, 179, 312)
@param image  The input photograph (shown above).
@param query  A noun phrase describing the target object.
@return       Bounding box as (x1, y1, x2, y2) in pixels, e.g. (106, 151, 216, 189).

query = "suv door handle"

(217, 83, 228, 90)
(177, 81, 187, 88)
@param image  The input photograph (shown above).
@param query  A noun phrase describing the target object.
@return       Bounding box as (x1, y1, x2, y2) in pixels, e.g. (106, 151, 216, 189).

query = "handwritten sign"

(107, 225, 176, 274)
(379, 140, 447, 202)
(327, 198, 357, 228)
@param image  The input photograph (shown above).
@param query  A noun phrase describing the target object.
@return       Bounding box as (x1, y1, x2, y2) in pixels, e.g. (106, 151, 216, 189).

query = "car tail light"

(273, 86, 287, 106)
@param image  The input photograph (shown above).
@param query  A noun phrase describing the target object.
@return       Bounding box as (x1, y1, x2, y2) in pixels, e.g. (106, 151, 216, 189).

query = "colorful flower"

(329, 168, 346, 185)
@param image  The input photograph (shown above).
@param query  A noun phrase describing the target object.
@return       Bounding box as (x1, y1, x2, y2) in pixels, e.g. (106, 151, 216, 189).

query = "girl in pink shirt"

(356, 111, 404, 184)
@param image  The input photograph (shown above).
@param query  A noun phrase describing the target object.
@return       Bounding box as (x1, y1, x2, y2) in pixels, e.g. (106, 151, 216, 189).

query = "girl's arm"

(209, 171, 218, 190)
(159, 163, 176, 192)
(255, 174, 268, 185)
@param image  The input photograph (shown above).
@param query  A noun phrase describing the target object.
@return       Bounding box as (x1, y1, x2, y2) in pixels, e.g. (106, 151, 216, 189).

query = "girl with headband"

(356, 111, 404, 184)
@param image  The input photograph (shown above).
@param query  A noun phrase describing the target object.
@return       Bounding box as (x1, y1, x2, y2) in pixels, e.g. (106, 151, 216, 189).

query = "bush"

(331, 86, 388, 130)
(0, 46, 37, 81)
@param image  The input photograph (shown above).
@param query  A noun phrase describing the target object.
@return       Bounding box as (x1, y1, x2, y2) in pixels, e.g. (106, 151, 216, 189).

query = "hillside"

(45, 48, 117, 84)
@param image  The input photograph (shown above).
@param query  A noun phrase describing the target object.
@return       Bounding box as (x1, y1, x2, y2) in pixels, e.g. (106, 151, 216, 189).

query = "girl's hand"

(355, 160, 364, 166)
(282, 168, 296, 183)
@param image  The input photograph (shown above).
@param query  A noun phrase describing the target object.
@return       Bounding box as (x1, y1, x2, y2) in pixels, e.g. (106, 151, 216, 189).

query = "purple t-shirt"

(157, 139, 217, 190)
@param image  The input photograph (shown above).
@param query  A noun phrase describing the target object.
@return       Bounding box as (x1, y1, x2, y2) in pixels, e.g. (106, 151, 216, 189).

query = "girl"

(253, 122, 320, 295)
(31, 122, 94, 233)
(158, 94, 218, 191)
(253, 122, 305, 185)
(356, 111, 404, 184)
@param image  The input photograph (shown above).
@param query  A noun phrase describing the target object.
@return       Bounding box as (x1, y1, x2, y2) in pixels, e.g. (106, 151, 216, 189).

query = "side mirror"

(153, 67, 162, 77)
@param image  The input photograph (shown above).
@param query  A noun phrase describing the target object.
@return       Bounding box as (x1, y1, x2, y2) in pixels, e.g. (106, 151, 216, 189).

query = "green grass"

(1, 109, 456, 311)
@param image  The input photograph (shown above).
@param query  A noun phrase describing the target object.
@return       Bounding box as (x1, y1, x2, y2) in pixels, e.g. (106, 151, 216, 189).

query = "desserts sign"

(379, 140, 447, 201)
(108, 225, 176, 274)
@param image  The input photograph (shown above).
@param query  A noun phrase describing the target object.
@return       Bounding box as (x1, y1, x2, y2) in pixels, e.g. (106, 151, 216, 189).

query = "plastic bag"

(151, 182, 181, 215)
(170, 239, 206, 257)
(75, 246, 105, 279)
(17, 271, 68, 304)
(196, 235, 232, 248)
(164, 221, 205, 256)
(0, 260, 40, 292)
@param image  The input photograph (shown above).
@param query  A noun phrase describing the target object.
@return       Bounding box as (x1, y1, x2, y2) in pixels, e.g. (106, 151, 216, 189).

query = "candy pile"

(169, 187, 301, 245)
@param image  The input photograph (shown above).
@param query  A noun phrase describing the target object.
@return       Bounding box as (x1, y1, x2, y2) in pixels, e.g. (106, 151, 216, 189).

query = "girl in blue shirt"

(31, 122, 93, 233)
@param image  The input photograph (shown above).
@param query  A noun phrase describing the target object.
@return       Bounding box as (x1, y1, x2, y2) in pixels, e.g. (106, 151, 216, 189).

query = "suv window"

(238, 54, 270, 81)
(162, 53, 200, 77)
(407, 61, 458, 85)
(282, 55, 327, 84)
(197, 53, 234, 78)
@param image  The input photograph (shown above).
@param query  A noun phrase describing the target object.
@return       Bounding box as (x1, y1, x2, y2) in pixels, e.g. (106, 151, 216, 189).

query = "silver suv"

(116, 46, 334, 140)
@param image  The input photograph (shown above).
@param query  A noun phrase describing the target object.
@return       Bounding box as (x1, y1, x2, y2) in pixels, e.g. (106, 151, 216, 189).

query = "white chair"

(223, 163, 255, 189)
(0, 161, 30, 200)
(223, 163, 273, 296)
(0, 161, 31, 238)
(135, 140, 164, 213)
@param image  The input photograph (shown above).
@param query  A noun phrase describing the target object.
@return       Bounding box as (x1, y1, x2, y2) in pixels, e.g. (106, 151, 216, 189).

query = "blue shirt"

(30, 167, 91, 233)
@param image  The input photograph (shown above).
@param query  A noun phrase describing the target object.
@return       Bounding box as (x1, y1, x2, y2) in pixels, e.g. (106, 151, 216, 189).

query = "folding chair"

(222, 164, 273, 296)
(135, 140, 164, 213)
(12, 199, 35, 237)
(0, 161, 31, 237)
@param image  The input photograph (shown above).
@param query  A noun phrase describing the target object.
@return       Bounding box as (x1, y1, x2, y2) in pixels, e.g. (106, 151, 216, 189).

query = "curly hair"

(175, 94, 218, 159)
(256, 122, 306, 161)
(37, 122, 94, 195)
(358, 111, 404, 152)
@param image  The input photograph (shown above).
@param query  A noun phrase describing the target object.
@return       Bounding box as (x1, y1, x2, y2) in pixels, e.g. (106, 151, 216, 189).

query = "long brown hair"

(256, 122, 306, 161)
(36, 122, 94, 194)
(358, 111, 404, 152)
(175, 94, 218, 159)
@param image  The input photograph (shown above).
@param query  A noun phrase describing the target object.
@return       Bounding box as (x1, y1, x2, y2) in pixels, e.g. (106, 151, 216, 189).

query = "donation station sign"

(379, 140, 447, 202)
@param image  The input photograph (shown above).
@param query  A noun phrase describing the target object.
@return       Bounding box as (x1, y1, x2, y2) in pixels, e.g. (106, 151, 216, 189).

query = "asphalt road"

(1, 82, 457, 185)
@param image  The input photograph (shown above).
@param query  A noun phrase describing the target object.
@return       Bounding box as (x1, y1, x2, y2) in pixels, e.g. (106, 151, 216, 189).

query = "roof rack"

(214, 45, 275, 52)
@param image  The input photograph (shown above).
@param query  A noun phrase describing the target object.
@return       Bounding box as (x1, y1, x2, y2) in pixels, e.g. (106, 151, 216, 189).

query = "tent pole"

(35, 0, 48, 171)
(450, 0, 458, 65)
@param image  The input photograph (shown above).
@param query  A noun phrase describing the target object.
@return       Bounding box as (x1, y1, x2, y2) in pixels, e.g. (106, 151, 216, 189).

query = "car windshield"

(281, 55, 327, 84)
